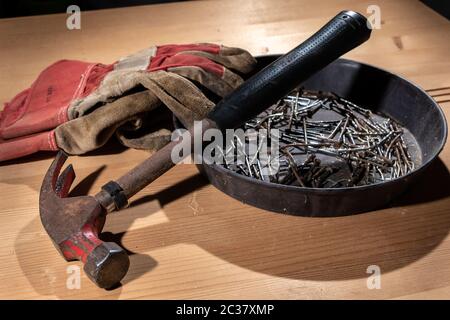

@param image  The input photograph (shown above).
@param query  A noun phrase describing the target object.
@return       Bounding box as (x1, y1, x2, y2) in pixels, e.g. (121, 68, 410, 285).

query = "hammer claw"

(41, 151, 68, 195)
(55, 164, 75, 198)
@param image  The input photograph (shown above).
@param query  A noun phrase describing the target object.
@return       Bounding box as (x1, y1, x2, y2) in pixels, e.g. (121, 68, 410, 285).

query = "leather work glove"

(0, 43, 256, 161)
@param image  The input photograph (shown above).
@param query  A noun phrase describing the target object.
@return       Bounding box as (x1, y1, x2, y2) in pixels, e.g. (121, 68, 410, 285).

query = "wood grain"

(0, 0, 449, 299)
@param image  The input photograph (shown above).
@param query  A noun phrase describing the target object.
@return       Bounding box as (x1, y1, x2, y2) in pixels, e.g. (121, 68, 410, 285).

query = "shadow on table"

(393, 159, 450, 206)
(14, 157, 450, 296)
(0, 138, 128, 169)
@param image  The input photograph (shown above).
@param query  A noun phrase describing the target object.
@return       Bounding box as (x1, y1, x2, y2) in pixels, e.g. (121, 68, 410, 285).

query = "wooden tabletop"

(1, 0, 450, 300)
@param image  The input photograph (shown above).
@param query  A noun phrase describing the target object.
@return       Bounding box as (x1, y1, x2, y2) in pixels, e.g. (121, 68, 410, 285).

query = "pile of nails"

(223, 88, 416, 188)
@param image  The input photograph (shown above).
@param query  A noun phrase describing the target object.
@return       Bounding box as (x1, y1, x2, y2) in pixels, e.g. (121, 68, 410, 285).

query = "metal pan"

(176, 55, 447, 216)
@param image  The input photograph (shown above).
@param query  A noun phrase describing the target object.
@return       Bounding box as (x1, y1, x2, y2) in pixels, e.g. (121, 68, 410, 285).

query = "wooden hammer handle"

(114, 119, 214, 200)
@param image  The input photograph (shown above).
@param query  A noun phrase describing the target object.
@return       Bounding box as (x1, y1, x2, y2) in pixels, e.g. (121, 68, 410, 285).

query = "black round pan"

(177, 55, 448, 216)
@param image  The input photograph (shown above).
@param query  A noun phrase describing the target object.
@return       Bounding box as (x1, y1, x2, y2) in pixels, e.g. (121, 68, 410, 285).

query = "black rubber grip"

(207, 10, 371, 130)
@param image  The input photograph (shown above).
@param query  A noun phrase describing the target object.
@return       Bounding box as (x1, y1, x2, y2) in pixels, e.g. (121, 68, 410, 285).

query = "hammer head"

(39, 151, 129, 289)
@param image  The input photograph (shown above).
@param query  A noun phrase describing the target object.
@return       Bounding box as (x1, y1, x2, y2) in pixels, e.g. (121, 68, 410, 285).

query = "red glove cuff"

(0, 130, 58, 162)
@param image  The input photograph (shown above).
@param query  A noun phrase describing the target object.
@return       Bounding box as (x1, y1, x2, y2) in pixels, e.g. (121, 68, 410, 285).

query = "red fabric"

(149, 44, 224, 76)
(0, 89, 30, 134)
(81, 63, 114, 98)
(0, 60, 95, 139)
(0, 130, 57, 162)
(155, 43, 220, 56)
(149, 54, 224, 76)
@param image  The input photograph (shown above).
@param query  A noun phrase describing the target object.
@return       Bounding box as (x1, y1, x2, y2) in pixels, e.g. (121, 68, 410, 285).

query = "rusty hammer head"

(39, 151, 129, 289)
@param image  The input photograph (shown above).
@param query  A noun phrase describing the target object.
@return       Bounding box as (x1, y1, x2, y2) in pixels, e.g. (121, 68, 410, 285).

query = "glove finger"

(116, 104, 173, 152)
(150, 53, 245, 97)
(174, 45, 257, 74)
(116, 127, 172, 152)
(154, 43, 221, 57)
(153, 44, 256, 74)
(56, 90, 160, 155)
(138, 71, 215, 128)
(167, 65, 242, 98)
